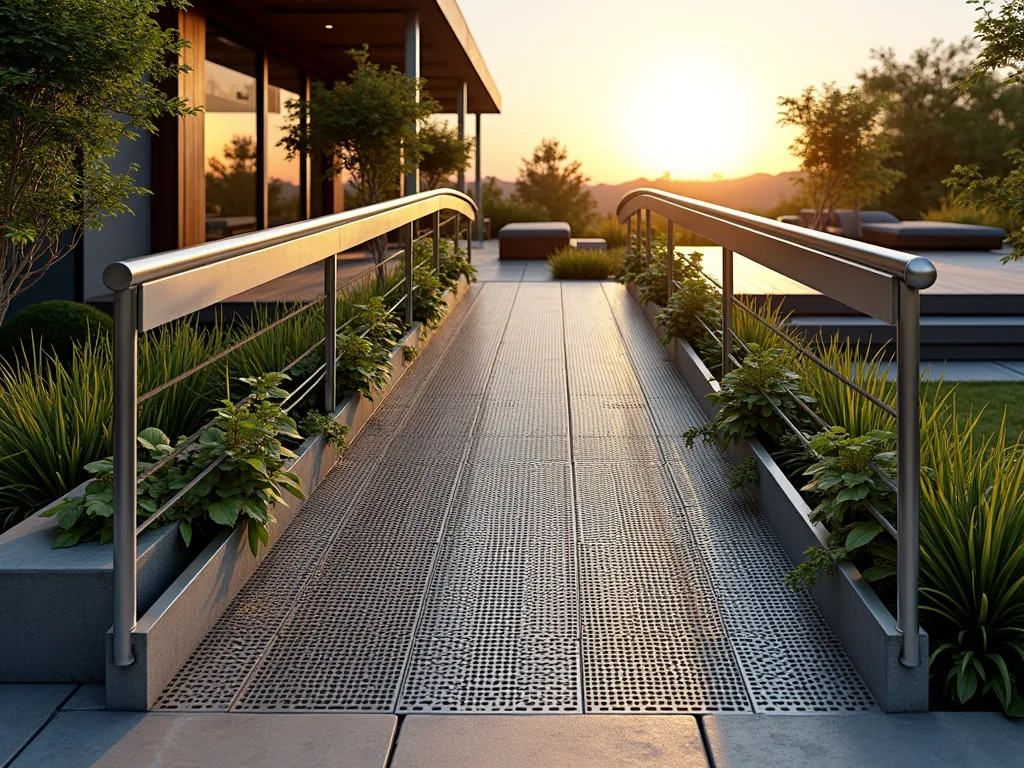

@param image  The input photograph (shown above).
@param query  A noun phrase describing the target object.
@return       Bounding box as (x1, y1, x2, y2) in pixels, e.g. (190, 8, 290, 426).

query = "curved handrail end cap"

(904, 257, 937, 290)
(103, 262, 134, 292)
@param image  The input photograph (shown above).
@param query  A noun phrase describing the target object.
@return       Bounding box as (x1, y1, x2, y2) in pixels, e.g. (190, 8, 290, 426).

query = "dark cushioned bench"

(498, 221, 571, 260)
(861, 221, 1006, 251)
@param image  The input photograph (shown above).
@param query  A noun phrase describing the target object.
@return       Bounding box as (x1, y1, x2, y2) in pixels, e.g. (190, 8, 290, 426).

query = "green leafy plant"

(335, 329, 391, 400)
(547, 246, 622, 279)
(354, 296, 403, 349)
(437, 238, 477, 291)
(656, 262, 720, 347)
(785, 538, 849, 591)
(729, 457, 760, 489)
(44, 374, 306, 555)
(410, 266, 447, 328)
(298, 411, 350, 451)
(801, 427, 895, 528)
(402, 344, 421, 362)
(684, 345, 814, 450)
(228, 302, 324, 384)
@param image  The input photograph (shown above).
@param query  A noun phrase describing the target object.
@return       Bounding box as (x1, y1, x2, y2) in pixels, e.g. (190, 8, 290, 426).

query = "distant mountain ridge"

(488, 172, 805, 216)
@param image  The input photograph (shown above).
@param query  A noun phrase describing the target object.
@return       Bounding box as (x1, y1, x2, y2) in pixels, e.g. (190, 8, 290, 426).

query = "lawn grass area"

(931, 382, 1024, 442)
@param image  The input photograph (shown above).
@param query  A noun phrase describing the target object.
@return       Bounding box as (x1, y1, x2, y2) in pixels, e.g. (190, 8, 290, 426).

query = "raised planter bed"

(626, 282, 928, 713)
(0, 278, 472, 706)
(105, 276, 472, 710)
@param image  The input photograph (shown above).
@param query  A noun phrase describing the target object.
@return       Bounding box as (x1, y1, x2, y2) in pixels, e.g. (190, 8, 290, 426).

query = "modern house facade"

(9, 0, 500, 314)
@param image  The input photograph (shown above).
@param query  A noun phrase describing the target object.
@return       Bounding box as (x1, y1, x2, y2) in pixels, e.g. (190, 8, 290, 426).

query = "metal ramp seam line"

(391, 280, 525, 711)
(217, 283, 488, 711)
(560, 281, 588, 714)
(598, 280, 757, 713)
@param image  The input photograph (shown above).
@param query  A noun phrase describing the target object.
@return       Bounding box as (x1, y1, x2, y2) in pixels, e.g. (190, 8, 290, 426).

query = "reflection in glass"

(268, 58, 303, 227)
(205, 28, 257, 241)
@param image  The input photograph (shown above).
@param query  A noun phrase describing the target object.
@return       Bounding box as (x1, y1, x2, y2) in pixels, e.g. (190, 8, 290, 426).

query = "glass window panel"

(205, 26, 257, 241)
(268, 58, 303, 227)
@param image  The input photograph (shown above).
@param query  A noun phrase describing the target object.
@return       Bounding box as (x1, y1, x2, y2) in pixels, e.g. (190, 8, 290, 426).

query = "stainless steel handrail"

(619, 188, 929, 669)
(107, 189, 476, 669)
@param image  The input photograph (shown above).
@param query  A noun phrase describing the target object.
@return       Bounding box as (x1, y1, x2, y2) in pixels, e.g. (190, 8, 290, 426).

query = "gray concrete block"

(390, 715, 708, 768)
(0, 495, 199, 683)
(0, 684, 75, 766)
(11, 711, 396, 768)
(704, 713, 1024, 768)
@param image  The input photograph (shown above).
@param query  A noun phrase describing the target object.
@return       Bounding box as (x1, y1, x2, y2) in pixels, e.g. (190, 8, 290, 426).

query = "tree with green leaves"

(0, 0, 197, 325)
(944, 1, 1024, 261)
(778, 84, 903, 231)
(514, 139, 596, 232)
(418, 120, 473, 191)
(282, 46, 439, 263)
(859, 39, 1024, 219)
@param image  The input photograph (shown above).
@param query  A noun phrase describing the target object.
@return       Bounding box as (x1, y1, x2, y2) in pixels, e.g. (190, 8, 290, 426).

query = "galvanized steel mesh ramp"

(155, 280, 875, 715)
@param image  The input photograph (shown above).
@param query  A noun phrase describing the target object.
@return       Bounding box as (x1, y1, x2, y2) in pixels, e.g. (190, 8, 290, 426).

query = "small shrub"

(548, 246, 622, 280)
(582, 214, 628, 247)
(729, 457, 759, 489)
(335, 329, 391, 400)
(354, 296, 403, 349)
(0, 300, 112, 365)
(44, 374, 305, 555)
(684, 345, 814, 450)
(229, 302, 324, 384)
(923, 194, 1018, 234)
(656, 268, 720, 347)
(410, 267, 447, 328)
(402, 344, 421, 362)
(299, 411, 350, 450)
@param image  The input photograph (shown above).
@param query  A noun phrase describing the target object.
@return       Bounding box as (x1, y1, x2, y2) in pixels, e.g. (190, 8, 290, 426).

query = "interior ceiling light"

(325, 24, 333, 29)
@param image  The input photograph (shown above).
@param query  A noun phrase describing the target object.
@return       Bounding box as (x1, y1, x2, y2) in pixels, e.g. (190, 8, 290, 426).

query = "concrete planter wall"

(105, 277, 471, 710)
(627, 283, 928, 713)
(0, 278, 471, 702)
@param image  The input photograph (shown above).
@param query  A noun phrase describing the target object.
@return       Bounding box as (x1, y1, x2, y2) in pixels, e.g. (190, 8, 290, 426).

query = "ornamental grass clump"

(919, 399, 1024, 717)
(547, 246, 623, 280)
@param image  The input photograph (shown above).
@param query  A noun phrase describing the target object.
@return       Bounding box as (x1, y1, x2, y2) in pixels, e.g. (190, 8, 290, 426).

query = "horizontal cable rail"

(621, 189, 929, 669)
(107, 190, 477, 669)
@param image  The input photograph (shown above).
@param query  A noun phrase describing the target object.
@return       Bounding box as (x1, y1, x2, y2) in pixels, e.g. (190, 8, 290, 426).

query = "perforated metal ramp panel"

(156, 279, 876, 715)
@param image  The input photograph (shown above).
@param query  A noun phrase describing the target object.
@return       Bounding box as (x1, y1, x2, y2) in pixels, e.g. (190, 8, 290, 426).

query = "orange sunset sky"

(449, 0, 981, 184)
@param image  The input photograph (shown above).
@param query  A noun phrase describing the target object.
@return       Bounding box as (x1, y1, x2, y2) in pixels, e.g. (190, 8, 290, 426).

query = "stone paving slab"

(390, 715, 708, 768)
(9, 712, 396, 768)
(704, 713, 1024, 767)
(0, 684, 75, 767)
(62, 685, 107, 711)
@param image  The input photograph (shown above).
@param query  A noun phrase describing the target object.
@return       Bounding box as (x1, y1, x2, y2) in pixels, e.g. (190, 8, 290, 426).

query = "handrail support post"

(896, 282, 921, 667)
(626, 216, 632, 254)
(645, 209, 652, 263)
(722, 247, 734, 376)
(405, 222, 415, 326)
(112, 287, 138, 667)
(324, 255, 337, 411)
(666, 222, 674, 302)
(432, 212, 441, 274)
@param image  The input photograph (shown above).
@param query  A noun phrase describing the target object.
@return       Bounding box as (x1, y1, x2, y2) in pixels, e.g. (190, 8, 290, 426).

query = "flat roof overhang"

(200, 0, 501, 114)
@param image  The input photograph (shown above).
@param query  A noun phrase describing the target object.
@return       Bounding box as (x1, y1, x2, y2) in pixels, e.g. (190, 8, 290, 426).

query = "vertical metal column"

(456, 82, 468, 194)
(722, 248, 734, 376)
(666, 222, 674, 302)
(475, 113, 483, 243)
(645, 209, 652, 263)
(255, 49, 269, 229)
(112, 287, 139, 667)
(404, 11, 420, 196)
(454, 213, 461, 257)
(324, 255, 337, 412)
(467, 225, 473, 263)
(432, 212, 441, 274)
(636, 211, 643, 259)
(896, 282, 921, 668)
(404, 222, 415, 326)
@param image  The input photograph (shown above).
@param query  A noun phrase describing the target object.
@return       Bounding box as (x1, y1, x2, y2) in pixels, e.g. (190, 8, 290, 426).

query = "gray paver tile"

(11, 712, 396, 768)
(61, 684, 107, 711)
(0, 684, 75, 766)
(390, 715, 708, 768)
(704, 713, 1024, 768)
